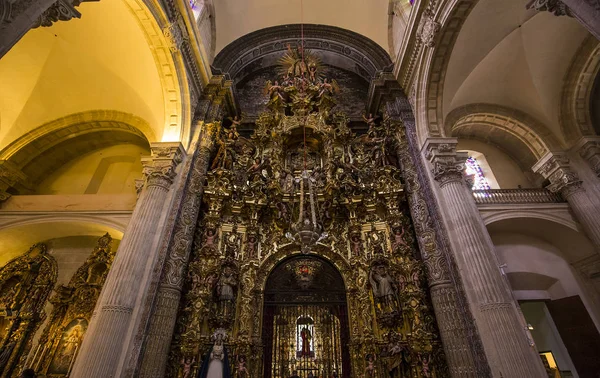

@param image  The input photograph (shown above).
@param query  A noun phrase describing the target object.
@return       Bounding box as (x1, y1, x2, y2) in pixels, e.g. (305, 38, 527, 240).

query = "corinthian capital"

(532, 152, 583, 198)
(526, 0, 572, 16)
(575, 136, 600, 178)
(423, 138, 468, 187)
(142, 143, 185, 190)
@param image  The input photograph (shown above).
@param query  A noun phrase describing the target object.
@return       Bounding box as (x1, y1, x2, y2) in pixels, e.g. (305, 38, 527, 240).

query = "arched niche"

(262, 254, 350, 378)
(0, 111, 150, 196)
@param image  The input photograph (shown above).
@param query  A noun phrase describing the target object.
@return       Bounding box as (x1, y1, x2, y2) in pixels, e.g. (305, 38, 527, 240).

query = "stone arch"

(446, 104, 563, 170)
(560, 36, 600, 146)
(256, 244, 354, 293)
(0, 110, 151, 194)
(415, 0, 479, 144)
(123, 0, 190, 144)
(481, 211, 579, 233)
(0, 218, 125, 266)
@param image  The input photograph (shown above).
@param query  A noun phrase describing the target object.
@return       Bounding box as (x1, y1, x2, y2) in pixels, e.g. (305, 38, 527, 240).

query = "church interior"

(0, 0, 599, 377)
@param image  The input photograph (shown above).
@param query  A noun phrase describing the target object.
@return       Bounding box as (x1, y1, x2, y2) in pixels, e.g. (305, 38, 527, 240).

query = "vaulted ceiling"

(212, 0, 390, 54)
(443, 0, 589, 144)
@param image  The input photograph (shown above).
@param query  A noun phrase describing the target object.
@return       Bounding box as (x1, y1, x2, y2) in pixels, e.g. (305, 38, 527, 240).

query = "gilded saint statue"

(300, 326, 312, 357)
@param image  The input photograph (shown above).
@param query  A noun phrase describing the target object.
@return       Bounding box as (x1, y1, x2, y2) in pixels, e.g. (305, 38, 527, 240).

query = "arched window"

(459, 151, 500, 190)
(465, 156, 491, 190)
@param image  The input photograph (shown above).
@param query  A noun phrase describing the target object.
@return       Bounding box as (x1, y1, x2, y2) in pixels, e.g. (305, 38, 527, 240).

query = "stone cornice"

(533, 152, 584, 198)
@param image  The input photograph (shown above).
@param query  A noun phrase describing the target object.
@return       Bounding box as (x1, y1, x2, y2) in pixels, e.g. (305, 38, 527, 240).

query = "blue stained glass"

(465, 156, 491, 190)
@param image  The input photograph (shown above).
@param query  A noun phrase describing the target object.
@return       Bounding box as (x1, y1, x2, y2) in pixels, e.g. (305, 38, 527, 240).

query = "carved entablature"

(424, 138, 468, 188)
(532, 152, 583, 198)
(526, 0, 572, 17)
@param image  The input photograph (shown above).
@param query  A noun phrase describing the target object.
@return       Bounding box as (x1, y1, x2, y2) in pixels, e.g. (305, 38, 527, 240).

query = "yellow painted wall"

(37, 144, 148, 195)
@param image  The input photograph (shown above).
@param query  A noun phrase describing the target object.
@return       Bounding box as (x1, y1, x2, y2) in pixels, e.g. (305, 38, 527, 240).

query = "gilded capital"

(142, 143, 185, 190)
(532, 152, 583, 198)
(575, 136, 600, 177)
(423, 138, 468, 187)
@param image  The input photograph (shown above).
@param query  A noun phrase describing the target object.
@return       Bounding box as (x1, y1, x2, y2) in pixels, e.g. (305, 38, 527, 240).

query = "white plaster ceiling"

(443, 0, 589, 143)
(0, 0, 165, 149)
(213, 0, 390, 53)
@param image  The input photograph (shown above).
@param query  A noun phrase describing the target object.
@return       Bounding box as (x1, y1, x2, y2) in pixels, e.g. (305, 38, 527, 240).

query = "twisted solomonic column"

(70, 143, 184, 378)
(137, 126, 216, 378)
(533, 151, 600, 251)
(424, 138, 547, 378)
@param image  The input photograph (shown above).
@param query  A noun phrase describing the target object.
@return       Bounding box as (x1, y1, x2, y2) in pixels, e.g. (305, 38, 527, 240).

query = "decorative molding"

(423, 138, 468, 188)
(32, 0, 82, 28)
(532, 152, 584, 198)
(417, 9, 441, 48)
(142, 143, 185, 190)
(162, 15, 189, 53)
(212, 24, 393, 83)
(526, 0, 572, 17)
(574, 136, 600, 177)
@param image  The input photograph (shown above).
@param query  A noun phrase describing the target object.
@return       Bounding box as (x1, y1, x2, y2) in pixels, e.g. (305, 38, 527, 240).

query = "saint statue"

(197, 329, 232, 378)
(369, 265, 397, 306)
(216, 267, 237, 302)
(300, 326, 312, 357)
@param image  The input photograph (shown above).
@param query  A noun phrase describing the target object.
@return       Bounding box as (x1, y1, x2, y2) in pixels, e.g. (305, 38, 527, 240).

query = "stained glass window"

(465, 156, 491, 190)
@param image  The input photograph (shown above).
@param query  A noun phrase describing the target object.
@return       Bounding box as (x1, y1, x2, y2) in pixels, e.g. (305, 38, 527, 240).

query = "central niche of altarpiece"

(169, 47, 448, 378)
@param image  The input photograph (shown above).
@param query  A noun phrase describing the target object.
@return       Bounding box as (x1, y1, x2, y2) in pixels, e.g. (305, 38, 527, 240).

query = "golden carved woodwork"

(31, 233, 116, 378)
(0, 243, 57, 378)
(167, 49, 448, 378)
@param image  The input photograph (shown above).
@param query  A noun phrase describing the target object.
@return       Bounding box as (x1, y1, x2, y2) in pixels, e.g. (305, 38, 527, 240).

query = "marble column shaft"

(394, 129, 483, 377)
(69, 143, 184, 378)
(137, 132, 215, 378)
(534, 151, 600, 252)
(425, 139, 547, 378)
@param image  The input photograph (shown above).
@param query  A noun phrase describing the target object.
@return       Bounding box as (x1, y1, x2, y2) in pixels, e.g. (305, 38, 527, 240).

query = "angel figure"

(350, 232, 363, 257)
(265, 80, 286, 113)
(391, 225, 407, 251)
(235, 355, 248, 378)
(228, 115, 242, 130)
(365, 354, 376, 378)
(180, 355, 195, 378)
(308, 62, 318, 82)
(316, 78, 339, 115)
(363, 113, 377, 133)
(420, 353, 432, 378)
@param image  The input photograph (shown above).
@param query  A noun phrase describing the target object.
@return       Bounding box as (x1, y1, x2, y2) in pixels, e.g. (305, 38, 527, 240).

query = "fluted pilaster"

(138, 127, 216, 378)
(70, 143, 184, 378)
(394, 132, 482, 377)
(425, 138, 546, 378)
(533, 151, 600, 251)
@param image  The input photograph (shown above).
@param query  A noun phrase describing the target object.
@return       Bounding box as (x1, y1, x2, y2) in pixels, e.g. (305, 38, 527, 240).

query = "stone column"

(576, 136, 600, 178)
(70, 142, 184, 378)
(533, 151, 600, 251)
(424, 138, 547, 378)
(137, 127, 216, 378)
(391, 123, 486, 377)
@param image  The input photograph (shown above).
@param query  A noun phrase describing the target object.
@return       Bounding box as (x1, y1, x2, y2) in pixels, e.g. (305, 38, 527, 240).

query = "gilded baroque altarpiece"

(167, 48, 449, 378)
